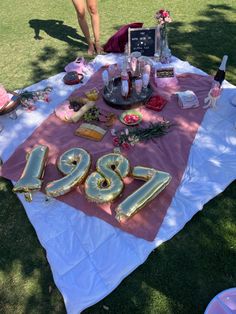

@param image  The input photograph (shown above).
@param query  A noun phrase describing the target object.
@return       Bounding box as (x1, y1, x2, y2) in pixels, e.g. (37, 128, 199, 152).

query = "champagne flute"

(144, 63, 151, 76)
(130, 56, 137, 77)
(141, 73, 150, 98)
(135, 79, 142, 98)
(108, 64, 116, 89)
(121, 80, 129, 100)
(102, 70, 111, 95)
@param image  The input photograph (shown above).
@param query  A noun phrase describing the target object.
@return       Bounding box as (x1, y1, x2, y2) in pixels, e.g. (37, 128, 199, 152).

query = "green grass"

(0, 0, 236, 313)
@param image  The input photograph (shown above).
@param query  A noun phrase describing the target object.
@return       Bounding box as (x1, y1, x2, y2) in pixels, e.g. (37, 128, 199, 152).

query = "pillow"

(103, 22, 143, 53)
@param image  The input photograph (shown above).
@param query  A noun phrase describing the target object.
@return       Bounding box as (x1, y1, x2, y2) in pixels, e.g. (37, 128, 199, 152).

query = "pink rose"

(162, 11, 169, 18)
(112, 137, 120, 146)
(121, 142, 130, 149)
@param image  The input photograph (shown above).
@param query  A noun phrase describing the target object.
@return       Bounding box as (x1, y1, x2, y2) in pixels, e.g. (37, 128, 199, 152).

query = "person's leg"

(86, 0, 102, 54)
(72, 0, 95, 54)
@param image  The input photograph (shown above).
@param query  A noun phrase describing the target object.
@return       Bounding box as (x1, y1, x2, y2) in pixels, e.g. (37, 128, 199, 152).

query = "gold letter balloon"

(13, 146, 172, 221)
(115, 166, 172, 222)
(85, 153, 130, 203)
(13, 145, 49, 202)
(45, 147, 91, 197)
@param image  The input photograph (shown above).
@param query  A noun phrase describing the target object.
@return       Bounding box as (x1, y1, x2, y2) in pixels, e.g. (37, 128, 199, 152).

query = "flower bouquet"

(155, 9, 172, 63)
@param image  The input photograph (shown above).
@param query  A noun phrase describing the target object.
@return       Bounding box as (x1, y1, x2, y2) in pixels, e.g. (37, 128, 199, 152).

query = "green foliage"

(0, 0, 236, 313)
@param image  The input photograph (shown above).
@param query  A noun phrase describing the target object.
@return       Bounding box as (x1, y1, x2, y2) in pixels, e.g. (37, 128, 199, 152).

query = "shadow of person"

(29, 19, 87, 48)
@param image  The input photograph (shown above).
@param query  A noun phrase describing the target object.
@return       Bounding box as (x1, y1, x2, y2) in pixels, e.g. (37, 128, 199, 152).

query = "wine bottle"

(214, 55, 228, 86)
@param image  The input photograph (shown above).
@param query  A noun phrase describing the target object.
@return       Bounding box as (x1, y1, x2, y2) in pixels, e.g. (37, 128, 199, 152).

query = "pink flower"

(112, 137, 120, 146)
(162, 11, 169, 18)
(44, 96, 50, 102)
(121, 142, 130, 149)
(155, 9, 172, 24)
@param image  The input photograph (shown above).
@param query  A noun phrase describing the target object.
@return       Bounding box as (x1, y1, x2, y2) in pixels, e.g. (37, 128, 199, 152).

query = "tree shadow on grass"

(29, 44, 95, 84)
(0, 177, 66, 313)
(169, 4, 236, 82)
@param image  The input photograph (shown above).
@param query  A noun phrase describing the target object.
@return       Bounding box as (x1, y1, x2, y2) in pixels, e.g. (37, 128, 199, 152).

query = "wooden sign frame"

(128, 27, 159, 56)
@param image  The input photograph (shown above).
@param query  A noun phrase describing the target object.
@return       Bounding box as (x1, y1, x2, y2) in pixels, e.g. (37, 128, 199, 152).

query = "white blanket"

(1, 55, 236, 313)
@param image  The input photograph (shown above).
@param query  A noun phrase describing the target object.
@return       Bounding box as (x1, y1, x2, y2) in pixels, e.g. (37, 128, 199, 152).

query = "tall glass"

(102, 70, 113, 96)
(121, 80, 129, 99)
(141, 73, 150, 98)
(135, 79, 142, 98)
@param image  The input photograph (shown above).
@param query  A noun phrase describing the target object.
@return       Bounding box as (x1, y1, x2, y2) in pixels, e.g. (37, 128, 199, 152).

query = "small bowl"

(119, 110, 142, 126)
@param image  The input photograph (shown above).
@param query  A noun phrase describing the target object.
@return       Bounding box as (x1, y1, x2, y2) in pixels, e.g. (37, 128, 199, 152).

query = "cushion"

(103, 22, 143, 53)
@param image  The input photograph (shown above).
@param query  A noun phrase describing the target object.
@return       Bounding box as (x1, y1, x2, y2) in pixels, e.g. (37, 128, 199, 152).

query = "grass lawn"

(0, 0, 236, 313)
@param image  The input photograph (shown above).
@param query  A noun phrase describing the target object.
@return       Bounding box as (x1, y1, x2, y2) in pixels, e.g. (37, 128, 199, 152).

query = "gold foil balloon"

(13, 145, 49, 202)
(45, 147, 91, 197)
(115, 166, 172, 222)
(85, 153, 130, 203)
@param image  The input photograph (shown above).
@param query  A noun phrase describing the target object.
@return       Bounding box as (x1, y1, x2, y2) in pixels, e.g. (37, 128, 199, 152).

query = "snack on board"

(68, 96, 88, 105)
(75, 123, 107, 141)
(71, 101, 95, 123)
(54, 100, 76, 122)
(85, 88, 99, 101)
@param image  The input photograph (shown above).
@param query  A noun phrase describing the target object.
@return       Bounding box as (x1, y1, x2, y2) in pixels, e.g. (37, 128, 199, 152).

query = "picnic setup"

(0, 3, 236, 314)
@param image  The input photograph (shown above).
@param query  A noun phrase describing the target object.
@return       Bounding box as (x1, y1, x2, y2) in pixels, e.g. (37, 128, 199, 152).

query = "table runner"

(1, 68, 212, 241)
(1, 54, 236, 313)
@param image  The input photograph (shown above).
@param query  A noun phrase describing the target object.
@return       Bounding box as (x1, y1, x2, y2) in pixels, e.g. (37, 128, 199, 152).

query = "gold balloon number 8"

(84, 153, 130, 203)
(13, 145, 171, 222)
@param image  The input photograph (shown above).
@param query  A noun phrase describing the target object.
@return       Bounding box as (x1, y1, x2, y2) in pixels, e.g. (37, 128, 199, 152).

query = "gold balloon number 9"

(13, 146, 171, 222)
(45, 147, 91, 197)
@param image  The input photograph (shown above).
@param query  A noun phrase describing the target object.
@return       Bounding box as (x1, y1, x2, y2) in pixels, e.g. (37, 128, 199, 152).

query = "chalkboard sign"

(128, 27, 158, 56)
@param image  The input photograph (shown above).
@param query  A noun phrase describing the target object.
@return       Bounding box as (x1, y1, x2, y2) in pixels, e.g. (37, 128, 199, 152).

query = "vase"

(160, 24, 172, 64)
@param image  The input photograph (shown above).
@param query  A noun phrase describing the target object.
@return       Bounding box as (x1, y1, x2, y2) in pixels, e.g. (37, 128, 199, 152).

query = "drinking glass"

(108, 64, 116, 89)
(135, 79, 142, 97)
(102, 70, 111, 95)
(106, 80, 114, 95)
(121, 80, 129, 99)
(130, 57, 137, 76)
(141, 73, 150, 98)
(102, 69, 109, 86)
(144, 64, 151, 76)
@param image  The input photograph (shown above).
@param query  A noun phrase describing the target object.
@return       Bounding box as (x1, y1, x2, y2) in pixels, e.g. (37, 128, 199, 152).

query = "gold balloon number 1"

(13, 145, 49, 202)
(13, 145, 171, 222)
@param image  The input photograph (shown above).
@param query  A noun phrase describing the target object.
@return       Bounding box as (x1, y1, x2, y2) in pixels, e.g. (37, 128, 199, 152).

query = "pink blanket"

(1, 69, 212, 241)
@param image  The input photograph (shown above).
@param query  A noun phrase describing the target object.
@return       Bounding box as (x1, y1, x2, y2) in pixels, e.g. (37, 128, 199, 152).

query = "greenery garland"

(112, 120, 173, 148)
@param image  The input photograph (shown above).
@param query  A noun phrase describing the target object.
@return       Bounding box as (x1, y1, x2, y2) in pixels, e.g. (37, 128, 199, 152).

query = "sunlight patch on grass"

(0, 260, 42, 312)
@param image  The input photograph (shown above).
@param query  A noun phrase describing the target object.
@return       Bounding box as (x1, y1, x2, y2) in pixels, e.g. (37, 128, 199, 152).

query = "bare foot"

(94, 41, 103, 55)
(87, 42, 95, 55)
